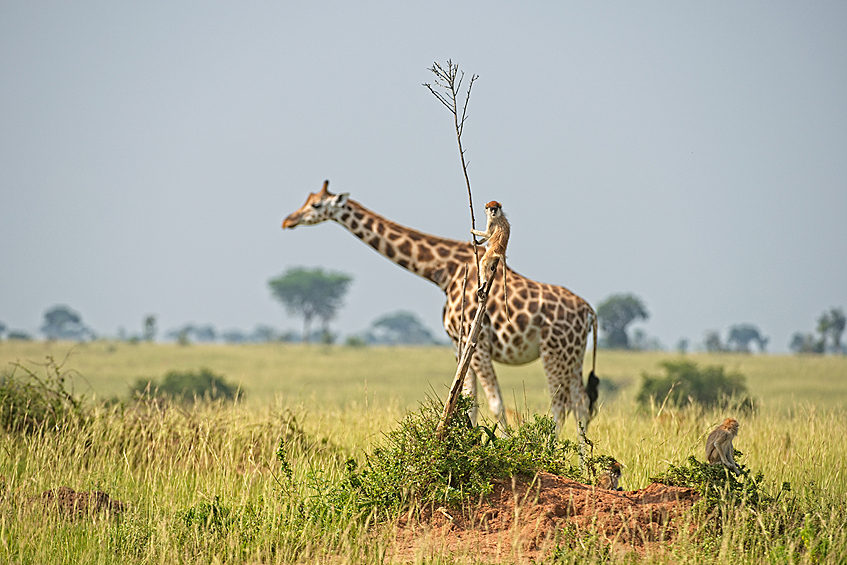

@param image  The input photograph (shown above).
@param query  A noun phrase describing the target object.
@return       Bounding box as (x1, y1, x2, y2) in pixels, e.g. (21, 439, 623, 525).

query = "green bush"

(651, 455, 787, 510)
(131, 368, 241, 403)
(636, 360, 754, 410)
(332, 396, 612, 514)
(0, 356, 83, 433)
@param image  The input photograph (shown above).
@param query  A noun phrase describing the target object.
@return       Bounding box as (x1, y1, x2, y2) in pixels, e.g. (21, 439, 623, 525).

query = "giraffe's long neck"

(334, 200, 472, 292)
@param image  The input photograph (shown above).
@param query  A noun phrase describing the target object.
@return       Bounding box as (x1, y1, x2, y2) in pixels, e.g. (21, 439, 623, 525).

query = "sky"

(1, 2, 845, 353)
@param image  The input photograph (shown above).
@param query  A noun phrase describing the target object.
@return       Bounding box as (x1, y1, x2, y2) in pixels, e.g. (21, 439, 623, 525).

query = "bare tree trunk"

(302, 312, 312, 343)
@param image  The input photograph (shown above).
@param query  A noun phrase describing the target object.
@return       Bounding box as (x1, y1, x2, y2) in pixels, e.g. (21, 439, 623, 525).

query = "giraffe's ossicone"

(282, 180, 600, 435)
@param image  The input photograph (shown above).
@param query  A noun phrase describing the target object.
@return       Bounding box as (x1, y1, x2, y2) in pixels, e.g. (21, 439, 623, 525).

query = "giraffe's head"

(282, 180, 349, 229)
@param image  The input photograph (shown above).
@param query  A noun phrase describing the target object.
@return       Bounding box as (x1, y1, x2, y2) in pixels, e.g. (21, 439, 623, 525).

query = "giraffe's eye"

(311, 203, 322, 209)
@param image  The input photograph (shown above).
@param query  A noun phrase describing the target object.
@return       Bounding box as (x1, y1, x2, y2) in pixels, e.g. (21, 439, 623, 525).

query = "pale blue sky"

(1, 2, 845, 352)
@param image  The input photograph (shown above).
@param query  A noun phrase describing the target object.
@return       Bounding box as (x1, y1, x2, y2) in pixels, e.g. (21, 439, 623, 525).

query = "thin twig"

(424, 60, 482, 285)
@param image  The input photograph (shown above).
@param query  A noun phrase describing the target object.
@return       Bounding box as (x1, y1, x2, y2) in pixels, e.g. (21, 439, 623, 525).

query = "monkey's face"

(282, 180, 350, 229)
(609, 461, 622, 477)
(484, 201, 502, 218)
(724, 418, 739, 435)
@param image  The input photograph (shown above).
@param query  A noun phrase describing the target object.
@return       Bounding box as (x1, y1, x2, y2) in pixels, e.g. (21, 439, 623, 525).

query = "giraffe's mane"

(346, 199, 474, 250)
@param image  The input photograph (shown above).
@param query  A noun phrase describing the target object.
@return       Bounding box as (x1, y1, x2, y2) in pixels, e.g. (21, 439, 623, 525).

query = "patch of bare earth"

(391, 472, 699, 563)
(31, 487, 126, 519)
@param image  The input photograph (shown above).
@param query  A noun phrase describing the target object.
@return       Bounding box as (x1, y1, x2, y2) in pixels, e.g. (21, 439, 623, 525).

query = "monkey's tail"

(586, 305, 599, 416)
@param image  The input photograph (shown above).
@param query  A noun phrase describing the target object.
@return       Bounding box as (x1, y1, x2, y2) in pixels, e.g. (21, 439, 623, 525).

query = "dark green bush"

(131, 368, 240, 403)
(0, 356, 83, 433)
(333, 396, 611, 514)
(637, 360, 755, 410)
(651, 455, 785, 510)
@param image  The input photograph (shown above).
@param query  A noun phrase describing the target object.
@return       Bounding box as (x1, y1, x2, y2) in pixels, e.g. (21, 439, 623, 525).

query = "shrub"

(0, 356, 83, 433)
(334, 396, 612, 514)
(636, 360, 754, 410)
(131, 368, 240, 403)
(651, 455, 786, 510)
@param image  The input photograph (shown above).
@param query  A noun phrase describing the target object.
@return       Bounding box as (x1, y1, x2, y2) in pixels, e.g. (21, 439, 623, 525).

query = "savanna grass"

(1, 346, 846, 563)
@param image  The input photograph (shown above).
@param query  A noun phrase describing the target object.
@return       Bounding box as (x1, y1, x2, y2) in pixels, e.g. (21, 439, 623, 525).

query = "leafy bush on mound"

(651, 455, 790, 511)
(315, 396, 614, 513)
(0, 356, 84, 433)
(131, 368, 240, 403)
(637, 360, 755, 411)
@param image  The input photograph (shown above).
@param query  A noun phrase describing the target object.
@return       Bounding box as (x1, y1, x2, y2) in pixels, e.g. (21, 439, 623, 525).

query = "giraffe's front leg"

(469, 337, 508, 434)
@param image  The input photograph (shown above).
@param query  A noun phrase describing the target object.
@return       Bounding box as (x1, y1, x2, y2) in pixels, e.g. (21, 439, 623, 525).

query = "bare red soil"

(391, 472, 700, 563)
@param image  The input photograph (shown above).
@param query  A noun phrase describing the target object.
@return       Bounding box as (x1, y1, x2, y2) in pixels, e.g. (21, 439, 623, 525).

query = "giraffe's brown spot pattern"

(368, 237, 380, 251)
(363, 218, 374, 231)
(408, 232, 422, 241)
(398, 241, 412, 256)
(354, 211, 364, 220)
(515, 313, 529, 332)
(376, 222, 385, 235)
(350, 220, 359, 231)
(397, 259, 410, 269)
(388, 231, 401, 241)
(437, 246, 451, 258)
(340, 213, 350, 222)
(385, 244, 396, 258)
(417, 246, 434, 262)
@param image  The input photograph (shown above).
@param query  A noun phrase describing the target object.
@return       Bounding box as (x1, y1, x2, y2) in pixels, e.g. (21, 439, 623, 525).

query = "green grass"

(2, 341, 846, 413)
(1, 341, 846, 563)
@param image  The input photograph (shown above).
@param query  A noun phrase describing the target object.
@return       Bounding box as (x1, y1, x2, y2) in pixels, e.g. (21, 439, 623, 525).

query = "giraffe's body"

(282, 181, 599, 434)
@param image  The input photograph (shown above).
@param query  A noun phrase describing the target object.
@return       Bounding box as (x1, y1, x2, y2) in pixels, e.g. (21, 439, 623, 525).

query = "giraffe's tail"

(586, 306, 600, 417)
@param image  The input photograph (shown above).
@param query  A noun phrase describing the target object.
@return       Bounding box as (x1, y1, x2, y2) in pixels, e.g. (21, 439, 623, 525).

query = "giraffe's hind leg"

(538, 335, 590, 435)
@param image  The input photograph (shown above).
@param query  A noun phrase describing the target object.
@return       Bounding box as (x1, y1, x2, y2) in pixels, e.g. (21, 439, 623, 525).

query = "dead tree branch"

(437, 259, 499, 439)
(424, 60, 481, 285)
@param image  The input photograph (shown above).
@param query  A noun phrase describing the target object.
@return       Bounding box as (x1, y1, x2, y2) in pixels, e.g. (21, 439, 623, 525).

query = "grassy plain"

(1, 341, 846, 563)
(2, 340, 846, 412)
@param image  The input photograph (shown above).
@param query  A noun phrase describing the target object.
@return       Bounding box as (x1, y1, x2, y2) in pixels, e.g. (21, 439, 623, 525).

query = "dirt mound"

(33, 487, 126, 519)
(391, 472, 699, 562)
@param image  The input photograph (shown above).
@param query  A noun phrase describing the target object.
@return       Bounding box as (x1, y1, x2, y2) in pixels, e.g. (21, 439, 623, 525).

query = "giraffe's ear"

(331, 193, 349, 207)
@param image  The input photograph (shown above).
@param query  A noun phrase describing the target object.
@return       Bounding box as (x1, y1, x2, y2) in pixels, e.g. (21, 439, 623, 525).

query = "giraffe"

(282, 180, 600, 436)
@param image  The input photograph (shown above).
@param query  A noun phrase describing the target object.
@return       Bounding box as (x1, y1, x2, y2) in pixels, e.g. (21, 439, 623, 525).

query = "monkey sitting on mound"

(705, 418, 741, 475)
(596, 460, 622, 490)
(471, 201, 510, 311)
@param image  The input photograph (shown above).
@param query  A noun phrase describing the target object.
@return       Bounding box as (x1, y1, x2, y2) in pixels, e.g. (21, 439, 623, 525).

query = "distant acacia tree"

(789, 332, 824, 354)
(40, 305, 95, 341)
(703, 331, 726, 352)
(367, 311, 439, 345)
(596, 294, 649, 349)
(268, 267, 353, 343)
(164, 324, 217, 344)
(817, 307, 846, 354)
(726, 324, 768, 353)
